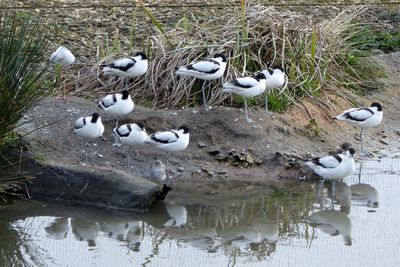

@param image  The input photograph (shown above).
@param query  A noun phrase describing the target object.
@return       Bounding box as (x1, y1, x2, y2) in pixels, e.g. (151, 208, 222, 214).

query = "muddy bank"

(14, 52, 400, 209)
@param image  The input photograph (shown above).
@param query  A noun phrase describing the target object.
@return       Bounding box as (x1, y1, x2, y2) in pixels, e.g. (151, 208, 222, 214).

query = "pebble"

(177, 166, 184, 172)
(198, 142, 207, 148)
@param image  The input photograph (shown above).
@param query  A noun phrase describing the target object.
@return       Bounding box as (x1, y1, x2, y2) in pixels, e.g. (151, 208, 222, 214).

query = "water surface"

(1, 158, 399, 267)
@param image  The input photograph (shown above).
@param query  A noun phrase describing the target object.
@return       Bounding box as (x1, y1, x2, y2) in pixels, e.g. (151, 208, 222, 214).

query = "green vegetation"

(347, 26, 400, 53)
(336, 25, 396, 95)
(306, 118, 321, 137)
(0, 11, 54, 198)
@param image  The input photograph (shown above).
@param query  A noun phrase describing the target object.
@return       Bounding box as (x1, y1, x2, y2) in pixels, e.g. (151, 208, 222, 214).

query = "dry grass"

(63, 4, 367, 114)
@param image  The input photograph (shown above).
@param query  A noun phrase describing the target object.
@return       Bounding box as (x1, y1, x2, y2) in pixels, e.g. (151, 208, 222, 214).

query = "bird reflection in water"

(304, 210, 352, 246)
(45, 217, 70, 240)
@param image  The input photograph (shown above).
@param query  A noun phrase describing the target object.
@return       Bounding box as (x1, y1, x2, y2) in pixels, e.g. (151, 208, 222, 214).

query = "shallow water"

(1, 158, 399, 267)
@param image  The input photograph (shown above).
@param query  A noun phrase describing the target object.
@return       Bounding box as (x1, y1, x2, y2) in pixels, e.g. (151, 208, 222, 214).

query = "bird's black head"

(255, 72, 267, 81)
(272, 65, 285, 73)
(121, 89, 130, 100)
(341, 142, 352, 151)
(348, 147, 356, 156)
(178, 125, 189, 133)
(213, 53, 227, 63)
(91, 112, 100, 123)
(371, 102, 382, 111)
(134, 52, 147, 60)
(136, 121, 145, 130)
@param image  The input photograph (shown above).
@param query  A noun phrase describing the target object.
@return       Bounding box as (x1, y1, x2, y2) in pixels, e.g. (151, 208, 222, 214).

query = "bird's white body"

(222, 75, 266, 97)
(304, 210, 352, 245)
(98, 91, 134, 117)
(305, 150, 355, 180)
(176, 55, 227, 80)
(350, 183, 379, 207)
(103, 54, 148, 78)
(74, 114, 104, 140)
(114, 123, 147, 147)
(50, 46, 75, 66)
(146, 127, 190, 152)
(262, 68, 285, 91)
(335, 105, 383, 128)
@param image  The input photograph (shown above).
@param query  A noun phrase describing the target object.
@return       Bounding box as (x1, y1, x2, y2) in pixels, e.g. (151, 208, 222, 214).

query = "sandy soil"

(17, 52, 400, 194)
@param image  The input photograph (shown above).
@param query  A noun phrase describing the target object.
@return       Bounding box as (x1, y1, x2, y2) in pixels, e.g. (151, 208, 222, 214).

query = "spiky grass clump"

(0, 12, 54, 198)
(69, 4, 367, 113)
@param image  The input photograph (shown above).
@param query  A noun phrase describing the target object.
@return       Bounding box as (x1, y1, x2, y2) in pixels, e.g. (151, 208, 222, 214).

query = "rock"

(198, 141, 207, 148)
(207, 146, 221, 156)
(17, 158, 167, 212)
(177, 166, 184, 172)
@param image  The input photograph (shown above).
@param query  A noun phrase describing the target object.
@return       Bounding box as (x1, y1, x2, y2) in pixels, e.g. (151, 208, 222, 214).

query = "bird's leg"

(244, 98, 252, 124)
(113, 120, 122, 147)
(126, 147, 132, 175)
(124, 78, 128, 90)
(165, 152, 170, 181)
(62, 68, 68, 99)
(331, 180, 336, 210)
(317, 178, 325, 196)
(55, 67, 65, 100)
(83, 140, 88, 166)
(264, 93, 273, 115)
(358, 162, 363, 184)
(360, 128, 366, 156)
(201, 80, 209, 110)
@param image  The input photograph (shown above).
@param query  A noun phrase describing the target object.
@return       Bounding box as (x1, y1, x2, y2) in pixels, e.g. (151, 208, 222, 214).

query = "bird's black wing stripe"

(345, 108, 373, 122)
(109, 60, 136, 72)
(112, 94, 117, 103)
(311, 157, 324, 167)
(311, 155, 341, 168)
(117, 124, 131, 137)
(151, 131, 179, 144)
(75, 117, 86, 129)
(188, 59, 220, 74)
(233, 79, 253, 88)
(206, 59, 220, 66)
(332, 154, 342, 163)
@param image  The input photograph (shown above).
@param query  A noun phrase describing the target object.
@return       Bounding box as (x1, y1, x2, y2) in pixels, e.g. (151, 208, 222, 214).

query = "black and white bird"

(50, 46, 75, 99)
(334, 102, 383, 156)
(222, 72, 267, 123)
(98, 90, 134, 146)
(74, 112, 104, 165)
(306, 148, 356, 200)
(103, 52, 148, 89)
(261, 66, 286, 114)
(145, 126, 190, 178)
(113, 122, 148, 174)
(176, 53, 227, 108)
